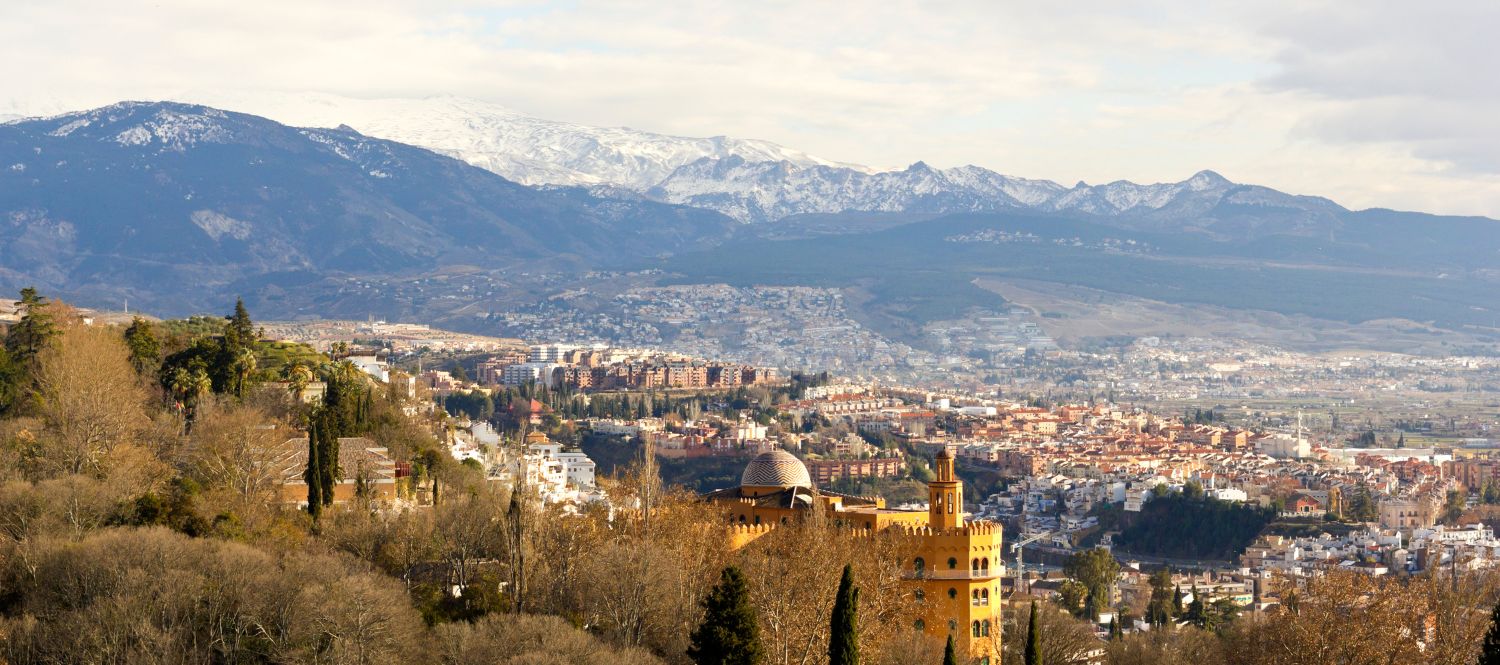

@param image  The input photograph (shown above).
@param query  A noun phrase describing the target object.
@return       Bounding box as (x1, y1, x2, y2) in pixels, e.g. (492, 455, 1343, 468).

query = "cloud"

(2, 0, 1499, 216)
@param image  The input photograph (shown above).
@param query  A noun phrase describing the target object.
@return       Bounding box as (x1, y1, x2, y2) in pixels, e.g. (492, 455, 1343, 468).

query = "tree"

(1481, 600, 1500, 665)
(1064, 548, 1119, 621)
(305, 418, 325, 517)
(2, 287, 59, 413)
(829, 563, 859, 665)
(30, 321, 149, 477)
(123, 317, 160, 377)
(942, 635, 956, 665)
(688, 566, 763, 665)
(1026, 600, 1042, 665)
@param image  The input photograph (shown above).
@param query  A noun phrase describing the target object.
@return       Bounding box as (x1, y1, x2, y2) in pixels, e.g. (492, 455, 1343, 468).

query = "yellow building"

(708, 448, 1003, 663)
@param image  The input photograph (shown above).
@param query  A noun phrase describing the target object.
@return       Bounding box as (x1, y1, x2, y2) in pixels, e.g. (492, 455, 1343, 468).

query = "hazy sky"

(4, 0, 1498, 217)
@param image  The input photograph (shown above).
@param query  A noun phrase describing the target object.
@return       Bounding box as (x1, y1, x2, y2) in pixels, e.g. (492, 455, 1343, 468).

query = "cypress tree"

(316, 413, 338, 508)
(688, 566, 763, 665)
(941, 635, 956, 665)
(829, 564, 859, 665)
(1025, 600, 1042, 665)
(304, 421, 323, 517)
(1481, 600, 1500, 665)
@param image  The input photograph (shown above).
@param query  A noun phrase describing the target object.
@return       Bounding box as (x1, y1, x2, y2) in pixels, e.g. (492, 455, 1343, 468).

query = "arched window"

(980, 658, 991, 665)
(972, 621, 981, 638)
(947, 491, 955, 513)
(971, 589, 979, 605)
(914, 557, 926, 576)
(914, 619, 925, 631)
(753, 515, 761, 525)
(981, 589, 989, 605)
(982, 557, 990, 573)
(982, 619, 991, 637)
(948, 557, 958, 570)
(971, 558, 979, 571)
(914, 589, 926, 601)
(948, 619, 958, 632)
(948, 587, 958, 600)
(737, 515, 746, 523)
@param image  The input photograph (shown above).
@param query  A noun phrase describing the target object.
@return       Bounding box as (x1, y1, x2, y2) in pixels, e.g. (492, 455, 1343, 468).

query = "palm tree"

(169, 367, 195, 414)
(233, 346, 257, 398)
(284, 362, 313, 399)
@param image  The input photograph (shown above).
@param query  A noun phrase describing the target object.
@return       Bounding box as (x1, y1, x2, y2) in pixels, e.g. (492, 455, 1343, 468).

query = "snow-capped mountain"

(648, 156, 1346, 228)
(165, 92, 863, 189)
(9, 93, 1350, 232)
(0, 101, 735, 314)
(649, 157, 1067, 223)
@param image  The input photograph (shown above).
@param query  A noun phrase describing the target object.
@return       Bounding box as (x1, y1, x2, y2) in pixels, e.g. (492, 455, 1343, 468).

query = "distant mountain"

(72, 93, 1383, 235)
(649, 157, 1350, 231)
(172, 92, 865, 189)
(0, 101, 735, 314)
(648, 157, 1065, 224)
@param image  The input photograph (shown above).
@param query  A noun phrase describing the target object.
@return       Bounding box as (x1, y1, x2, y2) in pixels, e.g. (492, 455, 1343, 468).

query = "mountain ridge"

(0, 101, 736, 314)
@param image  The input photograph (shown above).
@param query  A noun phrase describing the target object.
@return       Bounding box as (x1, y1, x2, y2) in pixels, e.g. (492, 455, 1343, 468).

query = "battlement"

(891, 520, 1004, 539)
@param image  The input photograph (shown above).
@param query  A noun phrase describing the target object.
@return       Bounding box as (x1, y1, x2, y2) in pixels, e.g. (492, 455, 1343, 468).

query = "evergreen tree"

(123, 317, 160, 377)
(2, 287, 58, 413)
(829, 563, 859, 665)
(1480, 599, 1500, 665)
(1025, 600, 1042, 665)
(941, 635, 956, 665)
(1172, 584, 1184, 616)
(688, 566, 763, 665)
(304, 420, 324, 518)
(225, 297, 255, 351)
(1108, 616, 1122, 641)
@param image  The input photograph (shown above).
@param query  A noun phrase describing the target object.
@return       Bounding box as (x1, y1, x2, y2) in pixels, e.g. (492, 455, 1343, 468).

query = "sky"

(3, 0, 1498, 217)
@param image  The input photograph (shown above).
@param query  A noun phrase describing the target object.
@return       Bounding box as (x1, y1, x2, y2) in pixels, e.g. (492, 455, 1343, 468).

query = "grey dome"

(741, 450, 812, 487)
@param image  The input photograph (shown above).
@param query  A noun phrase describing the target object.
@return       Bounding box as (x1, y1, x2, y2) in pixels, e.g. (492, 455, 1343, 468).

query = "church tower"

(910, 445, 1003, 664)
(929, 447, 963, 530)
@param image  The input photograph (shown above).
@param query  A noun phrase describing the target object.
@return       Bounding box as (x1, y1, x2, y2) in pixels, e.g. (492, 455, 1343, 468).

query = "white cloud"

(2, 0, 1498, 216)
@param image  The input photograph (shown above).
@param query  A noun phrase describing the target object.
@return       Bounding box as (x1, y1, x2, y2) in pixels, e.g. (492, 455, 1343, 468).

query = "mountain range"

(0, 97, 1496, 349)
(120, 92, 1348, 229)
(0, 101, 733, 312)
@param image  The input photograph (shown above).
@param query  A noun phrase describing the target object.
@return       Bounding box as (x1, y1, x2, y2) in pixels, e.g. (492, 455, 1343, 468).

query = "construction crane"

(1010, 530, 1055, 598)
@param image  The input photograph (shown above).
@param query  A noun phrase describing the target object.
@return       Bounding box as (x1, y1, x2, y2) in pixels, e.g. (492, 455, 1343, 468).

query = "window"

(948, 557, 958, 570)
(980, 658, 990, 665)
(914, 589, 926, 601)
(972, 621, 980, 638)
(971, 590, 979, 606)
(948, 587, 958, 600)
(982, 557, 989, 573)
(737, 515, 745, 523)
(914, 557, 926, 576)
(914, 619, 925, 631)
(981, 619, 991, 637)
(981, 589, 989, 605)
(753, 515, 761, 525)
(948, 619, 958, 632)
(948, 491, 955, 513)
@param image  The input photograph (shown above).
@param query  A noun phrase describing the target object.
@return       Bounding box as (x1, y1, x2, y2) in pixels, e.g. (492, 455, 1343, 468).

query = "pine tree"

(1025, 600, 1042, 665)
(1108, 616, 1121, 641)
(941, 635, 956, 665)
(688, 566, 763, 665)
(1172, 584, 1184, 616)
(829, 563, 860, 665)
(1480, 600, 1500, 665)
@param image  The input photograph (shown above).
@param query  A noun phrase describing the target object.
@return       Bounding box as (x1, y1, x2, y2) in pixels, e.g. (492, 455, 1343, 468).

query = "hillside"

(0, 102, 736, 314)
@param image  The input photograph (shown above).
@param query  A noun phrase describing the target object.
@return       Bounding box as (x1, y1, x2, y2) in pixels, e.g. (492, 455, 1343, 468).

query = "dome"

(740, 450, 812, 488)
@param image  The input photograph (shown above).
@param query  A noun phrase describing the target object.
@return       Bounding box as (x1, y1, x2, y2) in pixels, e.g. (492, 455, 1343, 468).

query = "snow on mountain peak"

(161, 91, 865, 189)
